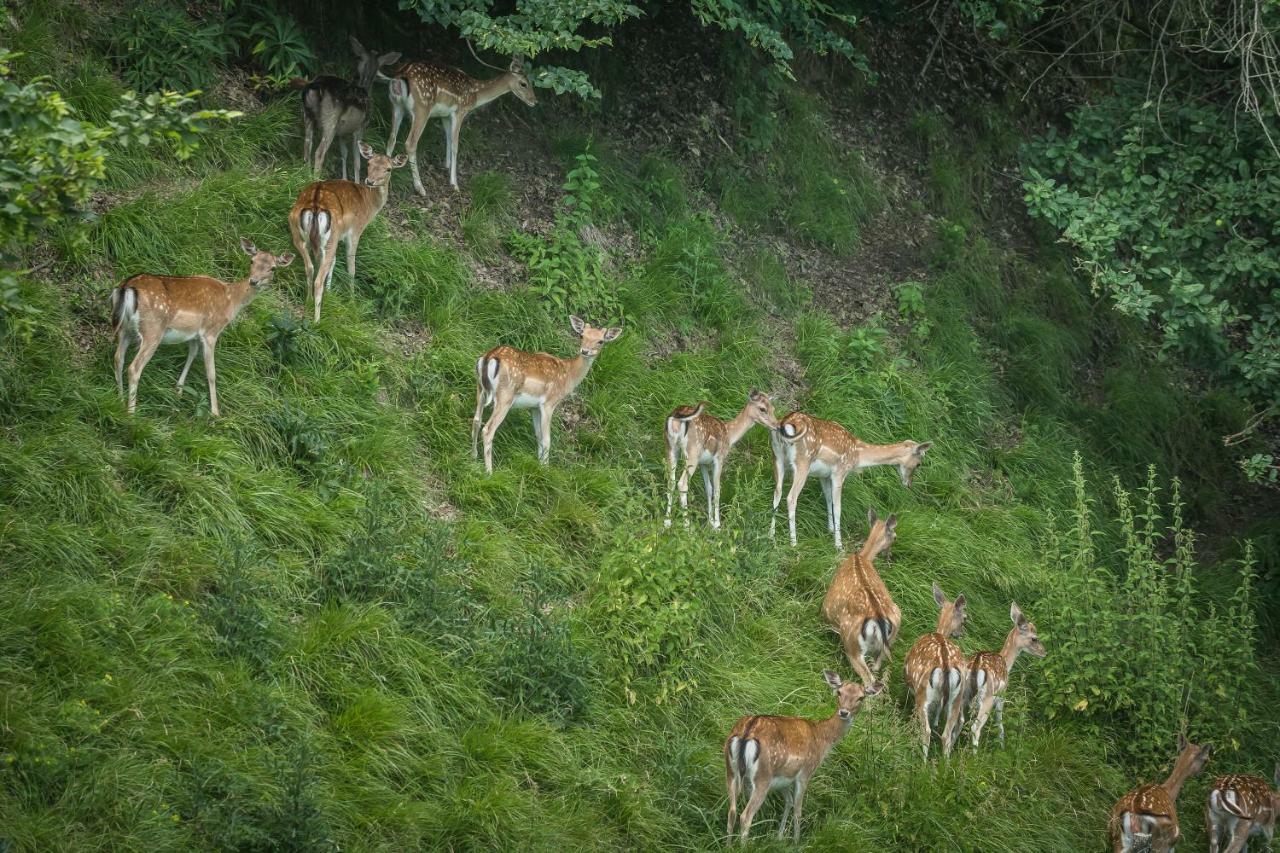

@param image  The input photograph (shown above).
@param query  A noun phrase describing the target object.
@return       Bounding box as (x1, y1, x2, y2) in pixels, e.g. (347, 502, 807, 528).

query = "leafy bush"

(107, 2, 233, 92)
(231, 3, 314, 88)
(205, 543, 282, 674)
(1035, 456, 1261, 767)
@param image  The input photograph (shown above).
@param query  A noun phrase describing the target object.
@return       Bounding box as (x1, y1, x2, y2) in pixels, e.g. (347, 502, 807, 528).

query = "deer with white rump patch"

(1207, 764, 1280, 853)
(664, 390, 778, 529)
(821, 508, 902, 688)
(771, 410, 931, 549)
(724, 671, 882, 844)
(288, 142, 407, 322)
(472, 316, 622, 474)
(299, 36, 401, 183)
(110, 239, 293, 417)
(1110, 735, 1212, 852)
(386, 54, 536, 192)
(965, 601, 1046, 751)
(903, 582, 968, 759)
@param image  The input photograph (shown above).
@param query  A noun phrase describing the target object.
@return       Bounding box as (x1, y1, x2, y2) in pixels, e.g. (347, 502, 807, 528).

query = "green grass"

(1, 26, 1275, 852)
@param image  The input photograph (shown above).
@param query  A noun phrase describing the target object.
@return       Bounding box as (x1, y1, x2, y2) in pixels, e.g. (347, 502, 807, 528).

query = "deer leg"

(338, 137, 349, 181)
(472, 367, 490, 459)
(345, 230, 361, 282)
(303, 112, 314, 170)
(830, 471, 846, 551)
(791, 775, 808, 843)
(442, 117, 452, 169)
(175, 339, 199, 392)
(820, 476, 833, 532)
(738, 782, 769, 845)
(769, 433, 786, 539)
(678, 461, 696, 528)
(786, 460, 810, 548)
(711, 457, 724, 529)
(481, 388, 516, 474)
(995, 695, 1006, 747)
(537, 405, 554, 464)
(845, 633, 876, 688)
(917, 685, 934, 760)
(448, 111, 463, 189)
(941, 669, 965, 758)
(664, 436, 679, 528)
(200, 334, 220, 417)
(313, 233, 340, 323)
(125, 332, 162, 415)
(113, 327, 131, 398)
(291, 218, 314, 289)
(314, 119, 338, 175)
(970, 691, 996, 752)
(1223, 820, 1254, 853)
(725, 747, 740, 840)
(776, 786, 793, 840)
(351, 132, 361, 185)
(387, 90, 405, 155)
(403, 104, 432, 197)
(701, 464, 714, 522)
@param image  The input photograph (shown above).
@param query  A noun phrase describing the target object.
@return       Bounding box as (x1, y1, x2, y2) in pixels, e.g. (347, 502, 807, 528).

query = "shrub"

(107, 3, 233, 92)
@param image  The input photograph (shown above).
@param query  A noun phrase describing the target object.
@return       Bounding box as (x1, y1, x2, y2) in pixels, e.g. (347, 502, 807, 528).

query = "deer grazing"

(299, 36, 401, 183)
(663, 390, 778, 529)
(288, 142, 407, 322)
(110, 239, 293, 416)
(771, 411, 932, 549)
(1206, 764, 1279, 853)
(724, 671, 882, 844)
(820, 508, 902, 688)
(385, 55, 537, 193)
(903, 582, 968, 759)
(471, 316, 622, 474)
(1110, 735, 1213, 852)
(965, 602, 1046, 751)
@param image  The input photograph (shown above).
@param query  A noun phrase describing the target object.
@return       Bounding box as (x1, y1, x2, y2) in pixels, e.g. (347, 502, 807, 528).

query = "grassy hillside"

(1, 7, 1276, 851)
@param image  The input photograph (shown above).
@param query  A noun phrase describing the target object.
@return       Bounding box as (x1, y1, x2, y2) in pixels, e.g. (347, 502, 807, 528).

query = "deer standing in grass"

(724, 671, 882, 844)
(1110, 735, 1213, 852)
(299, 36, 401, 183)
(904, 582, 968, 759)
(288, 142, 407, 322)
(1206, 764, 1278, 853)
(386, 55, 536, 192)
(472, 316, 622, 474)
(821, 508, 902, 689)
(965, 602, 1046, 751)
(664, 390, 778, 530)
(771, 411, 932, 549)
(110, 240, 293, 416)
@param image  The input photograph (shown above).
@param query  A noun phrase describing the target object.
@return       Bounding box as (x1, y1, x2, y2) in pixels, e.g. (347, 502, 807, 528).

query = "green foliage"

(233, 2, 315, 87)
(1035, 457, 1262, 766)
(1023, 92, 1280, 410)
(895, 280, 932, 341)
(107, 2, 234, 92)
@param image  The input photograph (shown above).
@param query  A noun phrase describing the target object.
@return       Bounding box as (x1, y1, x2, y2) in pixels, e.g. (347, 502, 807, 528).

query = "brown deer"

(771, 412, 932, 549)
(471, 316, 622, 474)
(820, 508, 902, 688)
(299, 36, 401, 183)
(903, 582, 968, 759)
(965, 602, 1046, 751)
(663, 390, 778, 530)
(110, 239, 293, 416)
(288, 142, 407, 322)
(1110, 736, 1213, 852)
(385, 55, 537, 192)
(1206, 764, 1279, 853)
(724, 671, 882, 844)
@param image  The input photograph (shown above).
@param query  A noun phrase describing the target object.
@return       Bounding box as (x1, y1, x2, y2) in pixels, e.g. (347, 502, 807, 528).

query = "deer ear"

(885, 514, 898, 534)
(916, 441, 933, 455)
(379, 51, 401, 67)
(350, 35, 367, 57)
(867, 507, 877, 527)
(954, 594, 966, 610)
(240, 238, 258, 257)
(1011, 601, 1025, 626)
(822, 669, 842, 691)
(391, 154, 409, 168)
(933, 582, 946, 608)
(1272, 760, 1279, 788)
(275, 252, 295, 268)
(1178, 732, 1189, 752)
(602, 326, 622, 342)
(569, 315, 586, 335)
(510, 54, 525, 72)
(865, 681, 884, 696)
(358, 141, 375, 161)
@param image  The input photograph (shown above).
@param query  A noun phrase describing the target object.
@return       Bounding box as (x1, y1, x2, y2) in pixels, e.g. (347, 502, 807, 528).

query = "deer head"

(864, 507, 898, 560)
(240, 238, 294, 287)
(1010, 601, 1046, 658)
(507, 55, 537, 106)
(359, 142, 408, 187)
(932, 582, 967, 637)
(898, 440, 933, 487)
(569, 315, 622, 358)
(350, 36, 401, 90)
(823, 669, 883, 720)
(746, 389, 779, 429)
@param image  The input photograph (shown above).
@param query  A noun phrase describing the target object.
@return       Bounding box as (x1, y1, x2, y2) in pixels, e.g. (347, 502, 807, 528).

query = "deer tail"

(478, 351, 500, 400)
(110, 280, 138, 334)
(777, 418, 808, 442)
(666, 403, 704, 441)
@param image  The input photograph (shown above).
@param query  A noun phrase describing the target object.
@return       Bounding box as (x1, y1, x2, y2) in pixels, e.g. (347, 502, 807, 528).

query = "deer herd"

(102, 36, 1274, 853)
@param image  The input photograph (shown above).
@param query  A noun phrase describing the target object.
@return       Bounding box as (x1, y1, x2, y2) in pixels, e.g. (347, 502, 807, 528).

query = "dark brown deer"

(300, 36, 400, 183)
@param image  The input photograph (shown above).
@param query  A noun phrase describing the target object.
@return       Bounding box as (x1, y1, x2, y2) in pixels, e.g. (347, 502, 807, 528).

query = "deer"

(903, 582, 969, 760)
(385, 54, 537, 193)
(1206, 764, 1279, 853)
(110, 239, 293, 417)
(820, 508, 902, 689)
(299, 36, 401, 184)
(964, 602, 1046, 751)
(771, 410, 932, 549)
(663, 390, 779, 530)
(1109, 735, 1213, 853)
(471, 316, 622, 474)
(724, 671, 882, 844)
(288, 142, 407, 322)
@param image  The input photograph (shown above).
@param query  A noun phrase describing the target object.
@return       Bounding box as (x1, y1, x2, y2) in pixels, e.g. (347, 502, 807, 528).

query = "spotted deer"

(771, 412, 932, 549)
(299, 36, 401, 183)
(471, 316, 622, 474)
(1206, 764, 1279, 853)
(724, 671, 882, 844)
(288, 142, 407, 322)
(386, 55, 536, 192)
(820, 508, 902, 688)
(965, 602, 1046, 751)
(663, 390, 778, 530)
(903, 582, 968, 759)
(1110, 735, 1213, 852)
(110, 239, 293, 416)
